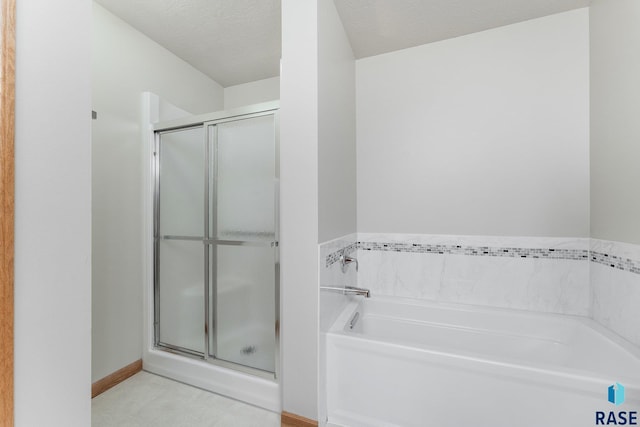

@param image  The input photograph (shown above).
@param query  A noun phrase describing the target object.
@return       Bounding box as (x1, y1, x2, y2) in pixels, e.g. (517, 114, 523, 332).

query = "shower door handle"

(204, 239, 277, 247)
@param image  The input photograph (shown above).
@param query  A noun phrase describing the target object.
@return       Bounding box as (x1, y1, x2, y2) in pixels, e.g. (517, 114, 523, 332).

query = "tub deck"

(338, 297, 640, 382)
(326, 296, 640, 427)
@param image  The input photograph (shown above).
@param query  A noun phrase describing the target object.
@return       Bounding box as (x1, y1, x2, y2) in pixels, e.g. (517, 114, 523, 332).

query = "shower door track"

(152, 102, 280, 382)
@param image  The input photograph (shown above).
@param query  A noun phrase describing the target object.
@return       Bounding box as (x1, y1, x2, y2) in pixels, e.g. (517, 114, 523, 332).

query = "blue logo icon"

(608, 383, 625, 406)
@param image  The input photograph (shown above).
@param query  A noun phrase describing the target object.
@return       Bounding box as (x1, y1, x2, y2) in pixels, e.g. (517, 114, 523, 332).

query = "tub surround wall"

(355, 233, 590, 316)
(319, 234, 358, 333)
(591, 241, 640, 274)
(591, 239, 640, 348)
(321, 234, 640, 350)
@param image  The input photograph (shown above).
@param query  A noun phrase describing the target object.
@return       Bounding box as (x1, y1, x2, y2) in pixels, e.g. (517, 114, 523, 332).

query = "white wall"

(14, 1, 92, 426)
(224, 76, 280, 110)
(317, 0, 357, 422)
(280, 0, 358, 418)
(318, 0, 356, 243)
(590, 0, 640, 245)
(356, 9, 590, 238)
(92, 2, 223, 382)
(589, 0, 640, 349)
(280, 0, 319, 420)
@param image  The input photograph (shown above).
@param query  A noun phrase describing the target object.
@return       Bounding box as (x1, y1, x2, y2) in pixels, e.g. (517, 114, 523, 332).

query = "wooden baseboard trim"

(91, 359, 143, 398)
(281, 411, 318, 427)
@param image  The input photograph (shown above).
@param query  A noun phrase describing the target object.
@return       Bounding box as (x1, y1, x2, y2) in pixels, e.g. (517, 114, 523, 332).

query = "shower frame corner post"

(273, 110, 281, 382)
(204, 123, 217, 361)
(151, 101, 280, 380)
(152, 131, 161, 348)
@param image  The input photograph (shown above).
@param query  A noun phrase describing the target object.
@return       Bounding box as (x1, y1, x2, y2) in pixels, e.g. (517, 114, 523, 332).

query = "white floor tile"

(92, 371, 280, 427)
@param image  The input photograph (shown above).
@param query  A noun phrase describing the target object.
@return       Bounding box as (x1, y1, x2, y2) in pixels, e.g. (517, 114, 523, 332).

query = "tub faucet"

(340, 249, 358, 273)
(344, 286, 369, 297)
(320, 285, 370, 298)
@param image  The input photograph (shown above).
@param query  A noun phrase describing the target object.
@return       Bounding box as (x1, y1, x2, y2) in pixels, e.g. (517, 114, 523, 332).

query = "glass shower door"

(156, 126, 206, 355)
(209, 114, 277, 373)
(154, 107, 278, 377)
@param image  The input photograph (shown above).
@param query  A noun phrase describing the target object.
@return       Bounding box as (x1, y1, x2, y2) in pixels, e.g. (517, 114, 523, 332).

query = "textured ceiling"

(335, 0, 591, 58)
(95, 0, 591, 87)
(94, 0, 281, 87)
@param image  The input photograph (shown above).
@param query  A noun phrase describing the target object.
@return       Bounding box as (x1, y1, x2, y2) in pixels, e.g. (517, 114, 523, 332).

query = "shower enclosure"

(152, 103, 279, 378)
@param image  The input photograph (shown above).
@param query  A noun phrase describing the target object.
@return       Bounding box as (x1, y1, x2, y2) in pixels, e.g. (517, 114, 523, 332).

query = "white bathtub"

(326, 297, 640, 427)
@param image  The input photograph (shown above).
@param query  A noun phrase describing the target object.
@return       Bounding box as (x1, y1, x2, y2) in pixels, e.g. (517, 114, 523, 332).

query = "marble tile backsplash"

(320, 233, 640, 347)
(319, 234, 358, 333)
(591, 239, 640, 347)
(355, 233, 591, 315)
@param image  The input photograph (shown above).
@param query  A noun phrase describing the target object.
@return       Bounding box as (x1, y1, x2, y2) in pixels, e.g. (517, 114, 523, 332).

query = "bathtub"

(325, 297, 640, 427)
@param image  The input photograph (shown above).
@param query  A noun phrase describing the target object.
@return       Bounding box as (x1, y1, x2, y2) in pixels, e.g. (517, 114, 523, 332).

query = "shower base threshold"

(143, 347, 280, 412)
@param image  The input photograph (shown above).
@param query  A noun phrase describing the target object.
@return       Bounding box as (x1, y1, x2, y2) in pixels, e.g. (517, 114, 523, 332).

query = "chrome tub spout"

(320, 286, 371, 298)
(345, 286, 370, 297)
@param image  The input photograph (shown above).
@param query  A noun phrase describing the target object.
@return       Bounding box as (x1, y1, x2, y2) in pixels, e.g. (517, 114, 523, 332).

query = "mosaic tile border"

(325, 242, 357, 268)
(325, 241, 640, 275)
(358, 241, 588, 260)
(325, 241, 587, 267)
(591, 251, 640, 275)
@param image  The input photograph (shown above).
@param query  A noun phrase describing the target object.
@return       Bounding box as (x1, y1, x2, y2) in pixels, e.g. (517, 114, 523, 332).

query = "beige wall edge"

(0, 0, 15, 425)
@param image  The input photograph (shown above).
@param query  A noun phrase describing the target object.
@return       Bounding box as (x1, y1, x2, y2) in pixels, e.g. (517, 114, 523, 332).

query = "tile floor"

(92, 371, 281, 427)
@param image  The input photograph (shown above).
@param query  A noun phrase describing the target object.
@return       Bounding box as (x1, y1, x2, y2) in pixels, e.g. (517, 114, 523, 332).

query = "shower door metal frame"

(152, 102, 280, 380)
(153, 125, 207, 359)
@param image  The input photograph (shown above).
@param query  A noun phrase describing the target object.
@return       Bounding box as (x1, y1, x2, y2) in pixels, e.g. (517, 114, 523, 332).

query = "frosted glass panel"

(154, 109, 278, 376)
(160, 127, 204, 237)
(215, 115, 275, 241)
(214, 245, 275, 372)
(159, 240, 204, 353)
